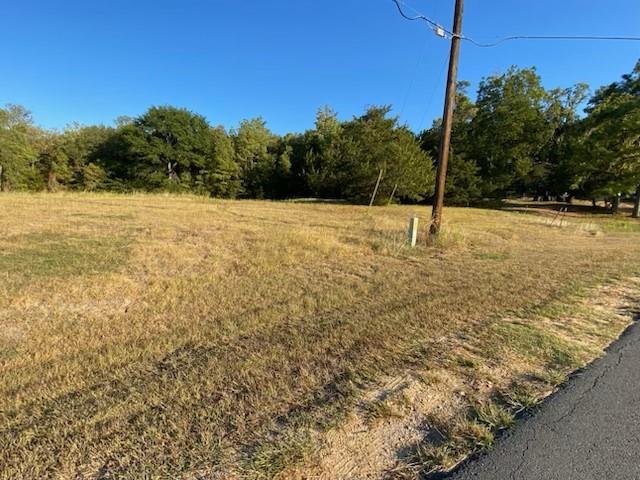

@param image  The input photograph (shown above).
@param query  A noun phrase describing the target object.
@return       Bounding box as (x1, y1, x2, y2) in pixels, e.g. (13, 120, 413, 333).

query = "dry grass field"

(1, 193, 640, 479)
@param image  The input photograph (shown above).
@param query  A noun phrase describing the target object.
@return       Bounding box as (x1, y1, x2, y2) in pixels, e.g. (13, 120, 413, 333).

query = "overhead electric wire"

(463, 34, 640, 47)
(391, 0, 640, 46)
(392, 0, 453, 37)
(414, 51, 450, 134)
(398, 39, 430, 120)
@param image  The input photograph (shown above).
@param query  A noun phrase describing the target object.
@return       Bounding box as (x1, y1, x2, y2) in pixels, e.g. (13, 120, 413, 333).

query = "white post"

(407, 217, 419, 247)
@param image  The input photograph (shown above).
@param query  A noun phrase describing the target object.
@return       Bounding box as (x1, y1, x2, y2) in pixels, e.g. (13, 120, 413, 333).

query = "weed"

(502, 385, 540, 412)
(452, 420, 495, 450)
(455, 356, 481, 369)
(473, 402, 515, 430)
(428, 226, 466, 249)
(364, 398, 404, 425)
(244, 430, 315, 480)
(537, 369, 568, 387)
(414, 442, 461, 474)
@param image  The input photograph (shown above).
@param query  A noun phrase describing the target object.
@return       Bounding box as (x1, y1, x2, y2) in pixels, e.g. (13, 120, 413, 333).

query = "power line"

(392, 0, 452, 37)
(463, 34, 640, 47)
(417, 52, 450, 132)
(391, 0, 640, 46)
(398, 39, 430, 121)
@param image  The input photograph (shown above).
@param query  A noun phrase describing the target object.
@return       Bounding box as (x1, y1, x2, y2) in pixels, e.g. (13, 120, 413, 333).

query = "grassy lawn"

(1, 193, 639, 479)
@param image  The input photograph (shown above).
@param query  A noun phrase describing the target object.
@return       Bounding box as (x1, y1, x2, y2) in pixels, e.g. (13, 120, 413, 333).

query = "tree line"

(1, 61, 638, 215)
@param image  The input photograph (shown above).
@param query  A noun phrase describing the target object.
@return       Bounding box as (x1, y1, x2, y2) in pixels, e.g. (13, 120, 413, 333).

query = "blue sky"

(2, 0, 639, 134)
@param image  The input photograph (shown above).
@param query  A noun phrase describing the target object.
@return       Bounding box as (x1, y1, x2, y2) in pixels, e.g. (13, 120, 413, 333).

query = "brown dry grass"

(1, 192, 639, 479)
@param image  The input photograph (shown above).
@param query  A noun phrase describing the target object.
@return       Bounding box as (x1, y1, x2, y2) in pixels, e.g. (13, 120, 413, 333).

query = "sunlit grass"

(0, 192, 639, 479)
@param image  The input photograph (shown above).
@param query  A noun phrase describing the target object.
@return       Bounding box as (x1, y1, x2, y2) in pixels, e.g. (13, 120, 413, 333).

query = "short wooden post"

(369, 169, 384, 207)
(387, 183, 398, 206)
(407, 217, 419, 247)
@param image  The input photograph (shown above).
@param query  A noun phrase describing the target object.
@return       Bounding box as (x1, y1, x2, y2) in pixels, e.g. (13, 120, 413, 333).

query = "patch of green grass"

(599, 218, 640, 233)
(244, 430, 315, 480)
(416, 372, 441, 386)
(411, 420, 494, 476)
(0, 232, 130, 280)
(428, 226, 466, 249)
(413, 442, 462, 476)
(0, 346, 17, 360)
(501, 384, 540, 413)
(535, 369, 568, 387)
(452, 420, 495, 450)
(402, 404, 510, 477)
(475, 252, 509, 261)
(455, 356, 481, 369)
(490, 321, 584, 371)
(473, 402, 515, 430)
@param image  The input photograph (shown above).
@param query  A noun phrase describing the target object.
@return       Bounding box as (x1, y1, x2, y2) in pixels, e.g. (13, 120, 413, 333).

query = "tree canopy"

(2, 60, 639, 215)
(568, 61, 640, 206)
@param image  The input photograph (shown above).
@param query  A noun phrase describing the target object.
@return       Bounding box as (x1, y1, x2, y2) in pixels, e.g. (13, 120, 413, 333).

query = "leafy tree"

(421, 82, 482, 205)
(37, 132, 71, 191)
(36, 125, 115, 191)
(267, 136, 296, 199)
(336, 106, 434, 203)
(300, 107, 344, 198)
(568, 60, 640, 214)
(471, 67, 557, 196)
(81, 162, 108, 191)
(121, 106, 213, 190)
(0, 104, 41, 191)
(232, 118, 276, 198)
(91, 126, 135, 189)
(542, 84, 590, 198)
(205, 127, 241, 198)
(63, 125, 115, 189)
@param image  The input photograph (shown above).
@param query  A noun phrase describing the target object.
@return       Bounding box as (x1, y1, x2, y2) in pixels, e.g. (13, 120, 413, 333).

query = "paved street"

(450, 318, 640, 480)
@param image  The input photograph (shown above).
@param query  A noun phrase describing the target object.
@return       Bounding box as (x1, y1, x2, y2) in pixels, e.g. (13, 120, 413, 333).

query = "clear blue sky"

(2, 0, 639, 134)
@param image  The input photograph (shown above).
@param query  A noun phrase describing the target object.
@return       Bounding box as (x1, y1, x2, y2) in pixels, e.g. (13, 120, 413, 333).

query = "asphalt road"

(449, 318, 640, 480)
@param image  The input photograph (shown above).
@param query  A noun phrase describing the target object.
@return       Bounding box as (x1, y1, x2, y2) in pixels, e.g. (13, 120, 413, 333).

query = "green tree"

(232, 118, 277, 198)
(420, 82, 482, 205)
(81, 163, 107, 191)
(267, 137, 295, 199)
(122, 106, 213, 190)
(205, 127, 241, 198)
(471, 67, 557, 196)
(62, 125, 115, 189)
(301, 107, 344, 197)
(337, 106, 434, 203)
(0, 104, 41, 191)
(569, 60, 640, 214)
(542, 84, 590, 198)
(35, 125, 115, 191)
(91, 126, 135, 189)
(38, 132, 71, 191)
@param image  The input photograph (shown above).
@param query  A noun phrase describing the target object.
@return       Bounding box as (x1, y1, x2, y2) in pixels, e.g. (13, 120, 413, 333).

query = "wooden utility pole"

(429, 0, 465, 238)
